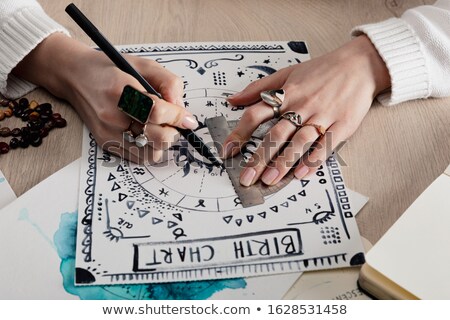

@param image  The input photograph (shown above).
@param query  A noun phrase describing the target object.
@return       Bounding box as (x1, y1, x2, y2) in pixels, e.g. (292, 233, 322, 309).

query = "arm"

(0, 0, 69, 99)
(352, 0, 450, 105)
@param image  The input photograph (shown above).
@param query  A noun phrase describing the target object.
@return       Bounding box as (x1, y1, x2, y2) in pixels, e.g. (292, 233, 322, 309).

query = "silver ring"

(279, 111, 303, 129)
(260, 89, 285, 118)
(123, 121, 136, 143)
(135, 124, 149, 148)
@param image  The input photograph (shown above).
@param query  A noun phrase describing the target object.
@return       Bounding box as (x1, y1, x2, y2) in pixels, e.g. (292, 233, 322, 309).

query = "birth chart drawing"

(76, 42, 365, 286)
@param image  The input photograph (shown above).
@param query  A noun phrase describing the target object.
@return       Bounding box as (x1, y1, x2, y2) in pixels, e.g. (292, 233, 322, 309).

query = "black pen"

(65, 3, 221, 167)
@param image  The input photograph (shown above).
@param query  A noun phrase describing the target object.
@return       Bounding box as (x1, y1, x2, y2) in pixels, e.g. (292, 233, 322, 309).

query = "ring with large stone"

(135, 124, 149, 148)
(123, 121, 136, 143)
(279, 111, 303, 129)
(260, 89, 285, 118)
(118, 85, 154, 125)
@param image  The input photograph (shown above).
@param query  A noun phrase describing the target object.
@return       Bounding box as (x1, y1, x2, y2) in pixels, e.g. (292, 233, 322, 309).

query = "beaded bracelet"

(0, 97, 67, 155)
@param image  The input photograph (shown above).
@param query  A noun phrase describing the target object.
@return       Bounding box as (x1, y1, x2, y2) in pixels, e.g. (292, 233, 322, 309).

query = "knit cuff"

(352, 18, 430, 106)
(0, 6, 69, 99)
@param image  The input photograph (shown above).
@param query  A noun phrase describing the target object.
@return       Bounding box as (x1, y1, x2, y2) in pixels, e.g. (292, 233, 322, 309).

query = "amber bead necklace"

(0, 97, 67, 155)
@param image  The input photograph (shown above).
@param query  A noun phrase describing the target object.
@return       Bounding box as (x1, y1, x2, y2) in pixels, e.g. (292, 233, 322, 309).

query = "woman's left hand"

(222, 35, 391, 186)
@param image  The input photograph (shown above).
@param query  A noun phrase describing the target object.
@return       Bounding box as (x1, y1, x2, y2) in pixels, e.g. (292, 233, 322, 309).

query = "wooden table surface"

(0, 0, 448, 247)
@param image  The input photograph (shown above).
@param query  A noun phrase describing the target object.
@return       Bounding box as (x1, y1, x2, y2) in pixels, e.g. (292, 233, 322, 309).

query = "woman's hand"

(13, 33, 197, 163)
(223, 35, 391, 186)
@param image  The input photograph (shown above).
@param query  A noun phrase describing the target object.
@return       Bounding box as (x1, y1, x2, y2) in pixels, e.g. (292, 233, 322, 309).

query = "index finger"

(147, 94, 198, 130)
(129, 56, 184, 107)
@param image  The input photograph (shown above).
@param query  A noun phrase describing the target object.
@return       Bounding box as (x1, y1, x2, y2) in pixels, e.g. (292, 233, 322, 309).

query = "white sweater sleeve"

(0, 0, 69, 99)
(352, 0, 450, 106)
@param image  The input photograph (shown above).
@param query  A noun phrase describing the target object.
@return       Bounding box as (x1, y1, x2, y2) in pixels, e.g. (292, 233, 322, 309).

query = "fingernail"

(222, 141, 237, 158)
(240, 167, 256, 187)
(182, 115, 198, 129)
(294, 166, 309, 179)
(261, 168, 279, 185)
(229, 91, 243, 99)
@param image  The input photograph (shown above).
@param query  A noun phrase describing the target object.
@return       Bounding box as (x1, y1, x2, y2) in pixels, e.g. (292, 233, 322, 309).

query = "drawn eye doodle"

(312, 211, 336, 224)
(103, 228, 123, 242)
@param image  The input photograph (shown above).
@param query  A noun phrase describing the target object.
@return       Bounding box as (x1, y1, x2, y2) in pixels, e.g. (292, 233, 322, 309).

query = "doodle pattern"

(55, 212, 246, 299)
(76, 42, 365, 286)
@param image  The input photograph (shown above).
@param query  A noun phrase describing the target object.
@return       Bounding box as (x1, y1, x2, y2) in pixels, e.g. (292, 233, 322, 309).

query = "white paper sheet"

(76, 42, 366, 286)
(0, 170, 16, 209)
(1, 159, 368, 299)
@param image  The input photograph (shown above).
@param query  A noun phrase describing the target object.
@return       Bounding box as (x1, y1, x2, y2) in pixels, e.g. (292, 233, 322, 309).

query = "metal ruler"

(206, 116, 294, 207)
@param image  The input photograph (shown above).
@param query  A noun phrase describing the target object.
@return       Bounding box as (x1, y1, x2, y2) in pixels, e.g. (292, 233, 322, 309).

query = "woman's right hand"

(13, 33, 197, 163)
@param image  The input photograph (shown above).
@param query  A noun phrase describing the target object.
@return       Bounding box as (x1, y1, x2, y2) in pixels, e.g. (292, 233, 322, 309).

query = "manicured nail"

(182, 115, 198, 129)
(240, 167, 256, 187)
(261, 168, 279, 185)
(294, 166, 309, 179)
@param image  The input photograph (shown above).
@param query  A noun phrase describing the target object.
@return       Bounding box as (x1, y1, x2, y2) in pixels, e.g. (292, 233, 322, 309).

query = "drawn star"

(184, 101, 190, 107)
(237, 70, 245, 77)
(159, 188, 169, 197)
(257, 73, 265, 79)
(263, 59, 270, 64)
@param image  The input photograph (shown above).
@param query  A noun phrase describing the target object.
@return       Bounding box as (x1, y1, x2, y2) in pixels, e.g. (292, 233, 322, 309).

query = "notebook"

(358, 164, 450, 299)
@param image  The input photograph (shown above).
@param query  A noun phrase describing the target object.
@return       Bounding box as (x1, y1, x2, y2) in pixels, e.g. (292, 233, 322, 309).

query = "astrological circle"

(128, 88, 261, 212)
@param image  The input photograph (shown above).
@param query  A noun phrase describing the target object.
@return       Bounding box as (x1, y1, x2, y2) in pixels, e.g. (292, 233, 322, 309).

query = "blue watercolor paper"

(54, 212, 246, 300)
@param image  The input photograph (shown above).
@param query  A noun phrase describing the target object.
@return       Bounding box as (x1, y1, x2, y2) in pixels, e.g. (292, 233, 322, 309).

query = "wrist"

(337, 35, 391, 98)
(12, 33, 91, 100)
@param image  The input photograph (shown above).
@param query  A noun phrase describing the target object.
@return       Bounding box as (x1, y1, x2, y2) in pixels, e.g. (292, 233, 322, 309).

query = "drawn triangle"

(280, 201, 289, 208)
(235, 219, 243, 226)
(126, 200, 135, 209)
(223, 215, 233, 224)
(117, 165, 125, 172)
(152, 217, 163, 225)
(118, 193, 128, 202)
(270, 206, 278, 213)
(138, 209, 150, 218)
(111, 182, 121, 191)
(167, 221, 178, 229)
(258, 211, 267, 219)
(246, 215, 254, 223)
(301, 180, 310, 188)
(298, 190, 306, 197)
(107, 173, 116, 181)
(288, 194, 297, 202)
(173, 213, 183, 221)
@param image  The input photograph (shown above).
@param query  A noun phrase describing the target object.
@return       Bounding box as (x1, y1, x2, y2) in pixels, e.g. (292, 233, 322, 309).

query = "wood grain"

(0, 0, 447, 247)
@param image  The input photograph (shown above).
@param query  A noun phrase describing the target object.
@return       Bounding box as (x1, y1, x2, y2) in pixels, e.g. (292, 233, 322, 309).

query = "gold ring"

(302, 123, 326, 137)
